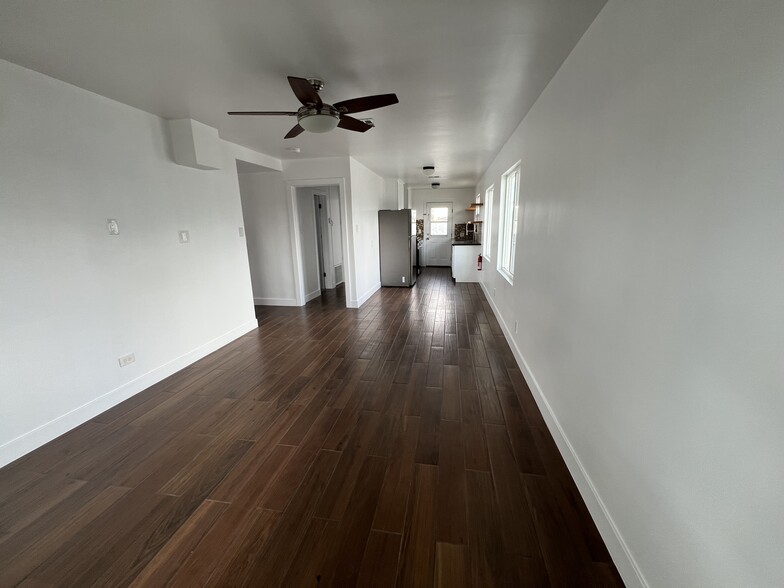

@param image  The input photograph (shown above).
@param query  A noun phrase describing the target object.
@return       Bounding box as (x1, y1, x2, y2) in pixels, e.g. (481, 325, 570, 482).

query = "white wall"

(348, 158, 385, 306)
(383, 178, 405, 210)
(328, 186, 343, 274)
(237, 157, 385, 308)
(238, 171, 298, 306)
(410, 187, 476, 225)
(0, 59, 257, 466)
(475, 2, 784, 586)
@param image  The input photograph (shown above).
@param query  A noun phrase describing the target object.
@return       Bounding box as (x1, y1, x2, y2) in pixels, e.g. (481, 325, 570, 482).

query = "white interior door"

(425, 202, 452, 266)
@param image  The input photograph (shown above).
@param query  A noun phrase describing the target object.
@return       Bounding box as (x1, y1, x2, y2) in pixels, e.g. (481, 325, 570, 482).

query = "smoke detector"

(422, 165, 436, 177)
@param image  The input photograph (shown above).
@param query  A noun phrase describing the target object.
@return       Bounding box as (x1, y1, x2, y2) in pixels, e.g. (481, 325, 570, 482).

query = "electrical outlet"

(238, 227, 245, 237)
(118, 353, 135, 367)
(493, 288, 496, 296)
(178, 230, 190, 244)
(401, 276, 406, 283)
(514, 320, 518, 334)
(107, 219, 120, 235)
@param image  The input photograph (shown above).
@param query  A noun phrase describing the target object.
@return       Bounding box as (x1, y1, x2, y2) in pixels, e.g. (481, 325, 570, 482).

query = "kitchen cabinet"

(451, 243, 482, 283)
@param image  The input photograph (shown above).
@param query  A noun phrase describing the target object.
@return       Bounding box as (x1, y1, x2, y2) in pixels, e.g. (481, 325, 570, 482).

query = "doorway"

(425, 201, 453, 266)
(294, 185, 344, 303)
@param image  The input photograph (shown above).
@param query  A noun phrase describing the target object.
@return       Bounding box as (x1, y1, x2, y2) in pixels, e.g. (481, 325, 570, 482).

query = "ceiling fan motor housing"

(297, 105, 340, 133)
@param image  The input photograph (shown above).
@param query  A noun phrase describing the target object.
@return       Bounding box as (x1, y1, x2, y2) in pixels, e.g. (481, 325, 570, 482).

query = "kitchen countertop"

(451, 240, 481, 246)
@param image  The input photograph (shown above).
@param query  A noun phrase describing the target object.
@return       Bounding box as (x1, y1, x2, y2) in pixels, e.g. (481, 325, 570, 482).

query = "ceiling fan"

(228, 76, 399, 139)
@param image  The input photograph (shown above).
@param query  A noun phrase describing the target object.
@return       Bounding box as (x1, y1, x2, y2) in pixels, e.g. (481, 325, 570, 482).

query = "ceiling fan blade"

(338, 115, 372, 133)
(227, 111, 297, 116)
(288, 76, 322, 107)
(284, 124, 305, 139)
(333, 93, 399, 114)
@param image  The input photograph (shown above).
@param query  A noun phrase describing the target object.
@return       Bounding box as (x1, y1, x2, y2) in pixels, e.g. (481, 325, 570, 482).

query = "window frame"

(497, 162, 521, 284)
(428, 205, 450, 236)
(482, 185, 494, 261)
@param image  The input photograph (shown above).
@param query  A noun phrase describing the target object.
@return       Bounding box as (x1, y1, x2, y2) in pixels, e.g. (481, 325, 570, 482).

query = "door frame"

(287, 177, 352, 307)
(424, 201, 453, 266)
(314, 191, 333, 290)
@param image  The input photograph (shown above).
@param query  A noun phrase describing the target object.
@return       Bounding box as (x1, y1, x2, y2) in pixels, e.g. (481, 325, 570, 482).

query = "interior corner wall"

(348, 158, 385, 307)
(0, 59, 257, 467)
(474, 2, 784, 587)
(238, 171, 298, 306)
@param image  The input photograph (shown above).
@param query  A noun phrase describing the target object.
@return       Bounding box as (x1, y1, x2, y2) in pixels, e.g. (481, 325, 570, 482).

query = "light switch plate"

(178, 230, 190, 244)
(238, 227, 245, 237)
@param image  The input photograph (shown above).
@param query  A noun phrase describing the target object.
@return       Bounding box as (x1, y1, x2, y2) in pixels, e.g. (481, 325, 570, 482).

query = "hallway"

(0, 268, 621, 586)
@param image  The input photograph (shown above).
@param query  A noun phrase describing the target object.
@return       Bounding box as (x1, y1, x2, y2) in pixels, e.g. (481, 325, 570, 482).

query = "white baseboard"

(305, 289, 322, 303)
(350, 281, 381, 308)
(479, 282, 647, 588)
(254, 297, 298, 306)
(0, 319, 258, 468)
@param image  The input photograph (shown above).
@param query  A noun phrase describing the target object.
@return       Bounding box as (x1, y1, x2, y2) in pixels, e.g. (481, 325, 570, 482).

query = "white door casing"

(425, 202, 452, 266)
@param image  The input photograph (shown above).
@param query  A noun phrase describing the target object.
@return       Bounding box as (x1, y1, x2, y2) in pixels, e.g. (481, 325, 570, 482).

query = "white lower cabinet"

(451, 244, 482, 282)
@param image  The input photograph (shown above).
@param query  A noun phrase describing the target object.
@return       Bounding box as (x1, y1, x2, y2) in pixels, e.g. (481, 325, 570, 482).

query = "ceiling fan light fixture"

(422, 165, 436, 176)
(299, 112, 339, 133)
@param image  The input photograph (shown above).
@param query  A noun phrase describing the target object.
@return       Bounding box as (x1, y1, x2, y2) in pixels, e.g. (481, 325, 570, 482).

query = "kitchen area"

(380, 187, 485, 287)
(451, 196, 484, 283)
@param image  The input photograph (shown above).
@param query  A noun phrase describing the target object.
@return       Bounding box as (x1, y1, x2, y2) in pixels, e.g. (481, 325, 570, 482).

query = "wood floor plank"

(0, 476, 86, 540)
(397, 464, 438, 588)
(279, 517, 337, 586)
(441, 365, 461, 421)
(217, 450, 340, 586)
(0, 271, 622, 587)
(524, 473, 594, 586)
(317, 411, 382, 520)
(167, 507, 278, 587)
(357, 530, 402, 587)
(485, 424, 539, 557)
(5, 421, 108, 475)
(435, 420, 468, 545)
(0, 485, 130, 586)
(414, 387, 442, 465)
(465, 469, 504, 585)
(207, 443, 294, 505)
(26, 489, 179, 586)
(128, 499, 228, 587)
(373, 416, 420, 533)
(435, 542, 469, 588)
(476, 366, 505, 425)
(316, 455, 389, 585)
(158, 436, 254, 497)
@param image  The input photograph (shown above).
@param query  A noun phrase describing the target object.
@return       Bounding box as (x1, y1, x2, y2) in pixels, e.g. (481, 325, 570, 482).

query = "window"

(429, 206, 449, 236)
(498, 162, 520, 283)
(483, 185, 494, 260)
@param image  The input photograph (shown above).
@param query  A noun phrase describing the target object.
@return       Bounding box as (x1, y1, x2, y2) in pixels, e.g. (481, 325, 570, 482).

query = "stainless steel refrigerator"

(378, 209, 417, 287)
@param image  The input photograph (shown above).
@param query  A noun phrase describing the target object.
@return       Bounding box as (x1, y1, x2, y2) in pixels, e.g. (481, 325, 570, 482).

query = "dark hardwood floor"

(0, 268, 623, 587)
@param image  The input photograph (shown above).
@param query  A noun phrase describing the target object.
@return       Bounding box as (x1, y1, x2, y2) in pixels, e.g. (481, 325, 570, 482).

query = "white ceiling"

(0, 0, 605, 187)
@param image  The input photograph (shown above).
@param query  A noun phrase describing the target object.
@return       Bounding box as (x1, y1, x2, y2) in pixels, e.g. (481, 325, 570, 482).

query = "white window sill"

(498, 266, 514, 285)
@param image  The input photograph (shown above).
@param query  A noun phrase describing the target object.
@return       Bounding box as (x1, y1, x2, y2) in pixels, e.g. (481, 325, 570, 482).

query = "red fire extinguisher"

(477, 254, 483, 271)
